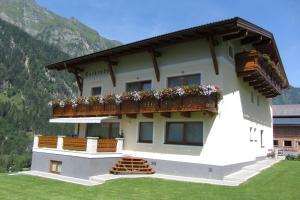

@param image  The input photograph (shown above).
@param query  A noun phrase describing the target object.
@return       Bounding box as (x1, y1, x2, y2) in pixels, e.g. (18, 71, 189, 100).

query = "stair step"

(118, 160, 146, 164)
(110, 170, 155, 174)
(115, 164, 149, 168)
(110, 156, 155, 175)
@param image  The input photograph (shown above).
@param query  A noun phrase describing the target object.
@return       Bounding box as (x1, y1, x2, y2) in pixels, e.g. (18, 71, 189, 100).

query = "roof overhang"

(49, 116, 114, 123)
(45, 17, 289, 88)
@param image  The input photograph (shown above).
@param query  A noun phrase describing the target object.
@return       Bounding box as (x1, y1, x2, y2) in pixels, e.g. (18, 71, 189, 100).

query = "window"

(273, 140, 279, 146)
(249, 127, 253, 142)
(91, 87, 102, 95)
(251, 92, 254, 103)
(257, 95, 260, 106)
(284, 140, 292, 147)
(138, 122, 153, 143)
(87, 123, 120, 139)
(228, 45, 234, 59)
(165, 122, 203, 146)
(50, 160, 62, 174)
(260, 130, 264, 148)
(126, 80, 151, 92)
(168, 74, 201, 88)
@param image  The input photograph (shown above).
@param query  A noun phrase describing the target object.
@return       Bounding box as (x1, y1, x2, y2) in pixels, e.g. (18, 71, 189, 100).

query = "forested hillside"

(0, 0, 121, 57)
(273, 86, 300, 105)
(0, 18, 75, 172)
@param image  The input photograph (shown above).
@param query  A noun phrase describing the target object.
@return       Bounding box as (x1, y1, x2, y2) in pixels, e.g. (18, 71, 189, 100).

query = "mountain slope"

(0, 0, 121, 57)
(273, 86, 300, 105)
(0, 18, 76, 168)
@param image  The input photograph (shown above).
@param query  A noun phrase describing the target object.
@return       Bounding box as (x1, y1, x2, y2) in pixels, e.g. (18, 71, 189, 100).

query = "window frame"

(273, 140, 279, 146)
(167, 73, 201, 88)
(50, 160, 62, 174)
(138, 122, 154, 143)
(165, 122, 203, 146)
(126, 80, 152, 92)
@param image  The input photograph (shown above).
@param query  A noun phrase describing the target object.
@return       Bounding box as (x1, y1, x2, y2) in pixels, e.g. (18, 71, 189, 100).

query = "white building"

(31, 17, 288, 180)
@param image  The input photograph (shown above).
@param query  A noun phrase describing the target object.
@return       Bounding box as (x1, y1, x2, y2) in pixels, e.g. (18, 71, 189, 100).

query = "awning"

(49, 116, 114, 123)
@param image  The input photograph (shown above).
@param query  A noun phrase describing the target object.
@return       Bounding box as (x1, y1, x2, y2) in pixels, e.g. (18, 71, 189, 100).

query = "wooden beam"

(241, 35, 263, 45)
(207, 36, 219, 75)
(107, 60, 117, 87)
(181, 112, 191, 118)
(160, 112, 171, 118)
(126, 114, 137, 118)
(142, 113, 153, 118)
(253, 39, 272, 46)
(149, 50, 161, 82)
(65, 63, 83, 95)
(223, 30, 248, 41)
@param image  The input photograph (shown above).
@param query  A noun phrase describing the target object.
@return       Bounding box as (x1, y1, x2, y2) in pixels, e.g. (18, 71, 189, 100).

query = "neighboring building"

(273, 104, 300, 154)
(31, 17, 289, 180)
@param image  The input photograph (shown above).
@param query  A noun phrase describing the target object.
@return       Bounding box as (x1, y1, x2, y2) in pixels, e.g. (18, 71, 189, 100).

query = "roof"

(273, 117, 300, 126)
(46, 17, 288, 87)
(273, 104, 300, 117)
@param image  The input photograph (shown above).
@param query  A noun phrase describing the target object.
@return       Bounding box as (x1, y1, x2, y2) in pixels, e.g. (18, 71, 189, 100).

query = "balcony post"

(33, 135, 41, 148)
(116, 138, 124, 153)
(57, 136, 66, 150)
(86, 137, 98, 153)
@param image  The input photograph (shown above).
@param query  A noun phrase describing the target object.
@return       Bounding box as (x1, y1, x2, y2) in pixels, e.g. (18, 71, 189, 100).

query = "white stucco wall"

(76, 38, 273, 165)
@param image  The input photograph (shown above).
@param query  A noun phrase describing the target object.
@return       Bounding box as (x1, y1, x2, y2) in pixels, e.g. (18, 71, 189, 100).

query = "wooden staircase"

(110, 157, 155, 174)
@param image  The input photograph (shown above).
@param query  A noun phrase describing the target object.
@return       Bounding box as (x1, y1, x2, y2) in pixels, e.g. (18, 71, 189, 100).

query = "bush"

(285, 154, 300, 161)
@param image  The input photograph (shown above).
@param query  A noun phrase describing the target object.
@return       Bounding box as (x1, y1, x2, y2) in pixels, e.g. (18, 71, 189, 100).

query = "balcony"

(50, 85, 220, 118)
(34, 135, 122, 153)
(235, 50, 284, 98)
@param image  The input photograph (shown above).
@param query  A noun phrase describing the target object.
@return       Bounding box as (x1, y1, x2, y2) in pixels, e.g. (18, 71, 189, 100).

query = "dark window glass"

(168, 74, 201, 88)
(166, 122, 203, 146)
(284, 140, 292, 147)
(91, 87, 102, 95)
(228, 46, 234, 59)
(138, 122, 153, 143)
(87, 123, 120, 139)
(273, 140, 278, 146)
(126, 80, 151, 92)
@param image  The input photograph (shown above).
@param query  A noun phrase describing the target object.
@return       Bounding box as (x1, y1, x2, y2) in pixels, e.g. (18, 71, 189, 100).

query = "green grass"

(0, 161, 299, 200)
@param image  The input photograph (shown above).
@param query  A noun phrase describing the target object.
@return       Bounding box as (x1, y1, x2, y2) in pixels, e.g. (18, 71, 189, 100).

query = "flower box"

(104, 103, 120, 115)
(140, 99, 159, 112)
(89, 103, 105, 116)
(64, 104, 76, 116)
(160, 98, 182, 112)
(53, 106, 64, 117)
(121, 100, 139, 114)
(76, 104, 89, 116)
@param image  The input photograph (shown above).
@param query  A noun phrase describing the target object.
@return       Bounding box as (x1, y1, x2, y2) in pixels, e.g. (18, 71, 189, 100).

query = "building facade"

(273, 104, 300, 154)
(31, 17, 288, 180)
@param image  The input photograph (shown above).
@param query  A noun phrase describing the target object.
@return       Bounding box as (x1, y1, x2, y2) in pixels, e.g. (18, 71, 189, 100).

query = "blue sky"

(36, 0, 300, 87)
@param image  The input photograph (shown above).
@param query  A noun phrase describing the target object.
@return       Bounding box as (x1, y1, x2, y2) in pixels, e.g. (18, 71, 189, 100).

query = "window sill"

(164, 142, 203, 147)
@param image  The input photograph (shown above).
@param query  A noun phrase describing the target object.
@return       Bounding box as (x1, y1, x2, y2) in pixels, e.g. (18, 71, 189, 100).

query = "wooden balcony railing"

(235, 50, 284, 98)
(38, 136, 57, 148)
(52, 94, 219, 118)
(97, 139, 117, 152)
(36, 136, 121, 153)
(63, 138, 87, 151)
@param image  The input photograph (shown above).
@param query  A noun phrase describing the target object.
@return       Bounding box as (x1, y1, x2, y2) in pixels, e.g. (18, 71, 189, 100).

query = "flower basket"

(140, 98, 159, 112)
(89, 103, 105, 115)
(121, 100, 139, 114)
(160, 97, 182, 112)
(76, 104, 89, 116)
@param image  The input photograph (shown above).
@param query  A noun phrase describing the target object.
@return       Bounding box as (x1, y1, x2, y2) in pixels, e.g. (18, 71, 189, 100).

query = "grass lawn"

(0, 161, 299, 200)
